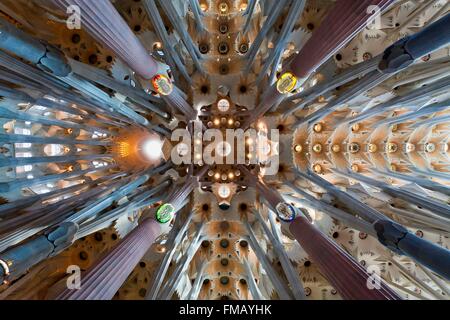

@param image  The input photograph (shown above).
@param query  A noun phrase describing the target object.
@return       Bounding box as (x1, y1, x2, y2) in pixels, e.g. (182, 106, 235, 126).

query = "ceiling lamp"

(141, 137, 163, 161)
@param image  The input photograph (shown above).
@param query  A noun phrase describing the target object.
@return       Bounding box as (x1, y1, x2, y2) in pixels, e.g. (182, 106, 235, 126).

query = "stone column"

(254, 210, 305, 299)
(52, 0, 158, 79)
(289, 0, 394, 78)
(245, 0, 395, 127)
(0, 133, 111, 147)
(0, 165, 115, 193)
(52, 0, 194, 121)
(0, 154, 112, 169)
(289, 216, 401, 300)
(0, 104, 110, 135)
(245, 225, 294, 300)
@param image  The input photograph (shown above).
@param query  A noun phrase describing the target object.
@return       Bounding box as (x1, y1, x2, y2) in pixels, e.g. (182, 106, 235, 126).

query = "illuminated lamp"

(387, 142, 398, 153)
(405, 143, 415, 153)
(153, 42, 163, 50)
(218, 185, 231, 198)
(219, 2, 229, 14)
(141, 137, 163, 161)
(239, 3, 248, 11)
(368, 143, 378, 153)
(313, 123, 323, 133)
(332, 144, 341, 153)
(313, 143, 322, 153)
(351, 123, 360, 132)
(313, 164, 323, 173)
(156, 244, 166, 253)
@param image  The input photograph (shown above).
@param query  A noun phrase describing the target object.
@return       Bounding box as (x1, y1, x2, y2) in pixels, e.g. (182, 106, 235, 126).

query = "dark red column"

(52, 0, 196, 119)
(289, 0, 394, 78)
(52, 0, 158, 79)
(239, 166, 283, 210)
(245, 0, 395, 127)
